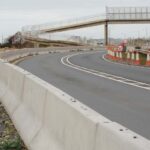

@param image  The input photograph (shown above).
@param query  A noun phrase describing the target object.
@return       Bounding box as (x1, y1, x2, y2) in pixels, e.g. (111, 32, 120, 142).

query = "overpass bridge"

(22, 7, 150, 45)
(24, 36, 83, 47)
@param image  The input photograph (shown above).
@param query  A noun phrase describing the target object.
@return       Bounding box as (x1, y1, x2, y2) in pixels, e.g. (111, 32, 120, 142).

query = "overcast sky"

(1, 0, 150, 42)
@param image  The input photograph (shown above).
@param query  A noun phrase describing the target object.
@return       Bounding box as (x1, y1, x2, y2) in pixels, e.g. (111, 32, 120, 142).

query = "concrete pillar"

(104, 22, 108, 46)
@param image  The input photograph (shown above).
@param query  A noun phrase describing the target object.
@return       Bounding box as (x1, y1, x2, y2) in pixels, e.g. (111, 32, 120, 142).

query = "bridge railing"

(21, 7, 150, 39)
(106, 7, 150, 20)
(22, 14, 106, 34)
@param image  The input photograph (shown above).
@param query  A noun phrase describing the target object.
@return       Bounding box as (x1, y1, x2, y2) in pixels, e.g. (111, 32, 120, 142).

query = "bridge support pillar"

(34, 43, 40, 48)
(104, 22, 108, 46)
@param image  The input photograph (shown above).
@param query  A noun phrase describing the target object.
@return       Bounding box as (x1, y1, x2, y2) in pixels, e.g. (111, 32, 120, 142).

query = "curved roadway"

(18, 50, 150, 140)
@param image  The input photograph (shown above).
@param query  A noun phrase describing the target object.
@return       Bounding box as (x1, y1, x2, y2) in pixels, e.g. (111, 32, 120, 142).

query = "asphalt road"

(18, 50, 150, 140)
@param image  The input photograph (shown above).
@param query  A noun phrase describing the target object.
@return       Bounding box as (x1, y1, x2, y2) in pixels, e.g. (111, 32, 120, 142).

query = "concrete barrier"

(30, 86, 108, 150)
(0, 46, 103, 62)
(96, 122, 150, 150)
(119, 51, 123, 60)
(106, 47, 150, 67)
(12, 74, 47, 146)
(0, 60, 10, 106)
(107, 49, 113, 59)
(1, 54, 150, 149)
(146, 53, 150, 66)
(1, 64, 29, 115)
(127, 51, 131, 62)
(134, 52, 140, 65)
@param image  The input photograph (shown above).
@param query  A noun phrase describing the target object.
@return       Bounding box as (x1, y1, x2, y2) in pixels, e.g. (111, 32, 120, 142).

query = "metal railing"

(22, 13, 106, 34)
(106, 7, 150, 20)
(22, 7, 150, 37)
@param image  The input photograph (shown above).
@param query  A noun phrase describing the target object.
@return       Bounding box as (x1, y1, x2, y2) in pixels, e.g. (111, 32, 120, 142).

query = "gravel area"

(0, 102, 27, 150)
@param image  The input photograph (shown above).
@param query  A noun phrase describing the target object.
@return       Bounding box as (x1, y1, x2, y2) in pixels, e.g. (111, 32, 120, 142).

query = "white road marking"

(61, 52, 150, 91)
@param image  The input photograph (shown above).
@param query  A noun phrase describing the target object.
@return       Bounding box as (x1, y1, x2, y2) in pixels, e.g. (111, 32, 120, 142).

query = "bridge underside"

(42, 19, 150, 33)
(24, 38, 83, 48)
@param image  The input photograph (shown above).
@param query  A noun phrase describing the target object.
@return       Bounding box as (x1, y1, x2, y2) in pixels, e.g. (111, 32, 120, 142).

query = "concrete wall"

(0, 46, 101, 62)
(0, 48, 150, 150)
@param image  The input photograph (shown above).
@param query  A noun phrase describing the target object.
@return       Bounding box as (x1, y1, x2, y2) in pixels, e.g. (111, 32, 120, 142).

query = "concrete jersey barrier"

(0, 46, 102, 62)
(0, 52, 150, 149)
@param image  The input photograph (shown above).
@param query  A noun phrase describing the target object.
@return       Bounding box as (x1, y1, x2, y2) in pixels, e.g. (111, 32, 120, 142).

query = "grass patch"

(0, 103, 27, 150)
(0, 136, 22, 150)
